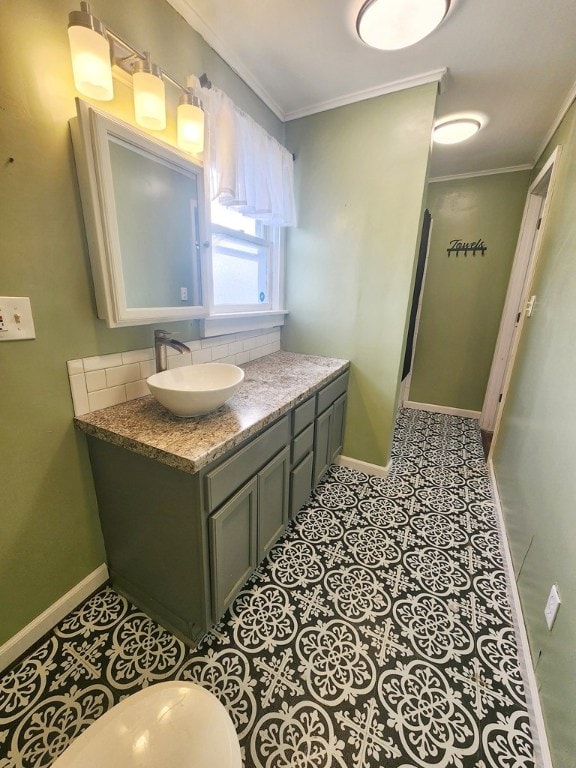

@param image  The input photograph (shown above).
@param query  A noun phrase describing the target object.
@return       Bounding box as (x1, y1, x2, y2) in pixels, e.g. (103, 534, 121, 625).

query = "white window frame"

(200, 211, 287, 338)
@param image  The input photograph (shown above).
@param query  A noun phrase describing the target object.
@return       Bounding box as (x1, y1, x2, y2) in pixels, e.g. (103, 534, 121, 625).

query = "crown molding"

(429, 164, 533, 183)
(165, 3, 446, 124)
(284, 68, 447, 122)
(166, 0, 286, 121)
(533, 77, 576, 164)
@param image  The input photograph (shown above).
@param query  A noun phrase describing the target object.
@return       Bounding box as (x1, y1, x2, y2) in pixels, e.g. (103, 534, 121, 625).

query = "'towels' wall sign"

(447, 239, 487, 257)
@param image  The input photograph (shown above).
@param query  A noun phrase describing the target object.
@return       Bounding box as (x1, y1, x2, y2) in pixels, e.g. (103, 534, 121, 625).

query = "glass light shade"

(433, 119, 481, 145)
(68, 23, 113, 100)
(133, 69, 166, 131)
(177, 101, 205, 155)
(357, 0, 450, 50)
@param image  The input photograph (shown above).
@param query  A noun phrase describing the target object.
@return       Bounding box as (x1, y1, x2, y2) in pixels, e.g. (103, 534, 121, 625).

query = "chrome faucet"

(154, 330, 190, 373)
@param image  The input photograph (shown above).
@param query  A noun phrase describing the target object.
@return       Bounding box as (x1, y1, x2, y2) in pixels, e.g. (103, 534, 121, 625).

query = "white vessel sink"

(147, 363, 244, 417)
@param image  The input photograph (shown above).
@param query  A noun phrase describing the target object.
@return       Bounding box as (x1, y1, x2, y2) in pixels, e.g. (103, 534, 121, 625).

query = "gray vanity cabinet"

(290, 397, 316, 519)
(82, 367, 348, 647)
(209, 478, 258, 620)
(313, 374, 348, 484)
(208, 445, 290, 618)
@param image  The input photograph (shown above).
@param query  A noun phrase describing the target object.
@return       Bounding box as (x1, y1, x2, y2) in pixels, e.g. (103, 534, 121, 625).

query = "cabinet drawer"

(316, 372, 349, 414)
(205, 415, 290, 513)
(292, 423, 314, 466)
(293, 396, 315, 435)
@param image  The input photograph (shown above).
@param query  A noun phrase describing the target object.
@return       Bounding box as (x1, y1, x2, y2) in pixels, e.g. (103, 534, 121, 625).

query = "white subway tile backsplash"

(88, 385, 126, 412)
(140, 359, 155, 379)
(210, 344, 229, 360)
(67, 327, 282, 416)
(69, 373, 89, 416)
(227, 341, 244, 356)
(167, 353, 193, 369)
(126, 379, 150, 400)
(85, 369, 107, 393)
(67, 359, 84, 376)
(191, 348, 212, 364)
(83, 353, 123, 372)
(122, 348, 153, 365)
(106, 363, 141, 387)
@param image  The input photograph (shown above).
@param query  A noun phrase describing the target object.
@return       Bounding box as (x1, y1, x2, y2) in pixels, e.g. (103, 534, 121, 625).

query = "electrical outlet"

(180, 287, 188, 301)
(544, 584, 561, 630)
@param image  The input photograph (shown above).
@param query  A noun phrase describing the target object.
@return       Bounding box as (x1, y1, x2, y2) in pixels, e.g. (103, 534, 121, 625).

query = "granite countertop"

(75, 351, 349, 474)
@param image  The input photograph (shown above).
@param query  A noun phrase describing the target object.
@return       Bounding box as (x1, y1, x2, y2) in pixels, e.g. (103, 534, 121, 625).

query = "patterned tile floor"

(0, 408, 535, 768)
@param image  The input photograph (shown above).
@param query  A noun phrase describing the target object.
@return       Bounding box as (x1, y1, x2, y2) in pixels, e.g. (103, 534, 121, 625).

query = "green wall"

(492, 101, 576, 768)
(409, 171, 530, 412)
(284, 84, 437, 468)
(0, 0, 284, 646)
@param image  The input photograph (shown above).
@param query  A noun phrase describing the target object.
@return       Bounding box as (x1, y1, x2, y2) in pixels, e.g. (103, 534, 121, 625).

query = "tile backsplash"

(67, 328, 281, 417)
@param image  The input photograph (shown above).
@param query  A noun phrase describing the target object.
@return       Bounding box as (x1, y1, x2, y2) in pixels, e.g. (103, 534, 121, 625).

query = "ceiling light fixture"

(357, 0, 450, 50)
(433, 118, 482, 145)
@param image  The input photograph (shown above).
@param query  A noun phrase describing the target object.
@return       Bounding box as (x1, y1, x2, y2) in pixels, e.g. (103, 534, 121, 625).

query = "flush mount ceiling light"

(433, 118, 482, 145)
(357, 0, 450, 50)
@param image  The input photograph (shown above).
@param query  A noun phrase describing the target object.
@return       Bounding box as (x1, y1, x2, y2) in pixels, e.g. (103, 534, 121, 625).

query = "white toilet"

(51, 681, 242, 768)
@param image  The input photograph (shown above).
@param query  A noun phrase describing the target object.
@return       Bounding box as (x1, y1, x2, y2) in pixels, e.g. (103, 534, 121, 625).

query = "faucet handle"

(154, 329, 171, 339)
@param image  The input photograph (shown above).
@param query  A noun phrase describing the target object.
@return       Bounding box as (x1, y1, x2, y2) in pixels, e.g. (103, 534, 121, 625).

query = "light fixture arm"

(103, 28, 210, 98)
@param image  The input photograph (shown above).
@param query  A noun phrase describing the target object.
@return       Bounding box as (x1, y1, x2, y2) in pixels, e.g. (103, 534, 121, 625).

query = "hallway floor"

(0, 409, 535, 768)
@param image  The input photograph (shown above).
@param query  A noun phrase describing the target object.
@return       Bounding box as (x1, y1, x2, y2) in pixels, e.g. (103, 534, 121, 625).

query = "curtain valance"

(204, 87, 296, 227)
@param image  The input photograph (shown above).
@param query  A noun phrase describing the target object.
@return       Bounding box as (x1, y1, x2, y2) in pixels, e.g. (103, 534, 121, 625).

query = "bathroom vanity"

(75, 351, 349, 645)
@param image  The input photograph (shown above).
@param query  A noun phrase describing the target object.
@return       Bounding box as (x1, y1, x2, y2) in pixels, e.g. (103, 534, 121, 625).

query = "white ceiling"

(167, 0, 576, 178)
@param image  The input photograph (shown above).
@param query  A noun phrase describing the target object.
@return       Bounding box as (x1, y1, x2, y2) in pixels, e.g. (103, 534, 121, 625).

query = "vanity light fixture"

(177, 89, 205, 155)
(357, 0, 450, 50)
(133, 52, 166, 131)
(433, 118, 482, 144)
(67, 3, 209, 151)
(67, 1, 114, 100)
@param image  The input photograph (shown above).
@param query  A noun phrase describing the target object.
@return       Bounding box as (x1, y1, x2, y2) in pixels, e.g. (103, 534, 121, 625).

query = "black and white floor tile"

(0, 408, 535, 768)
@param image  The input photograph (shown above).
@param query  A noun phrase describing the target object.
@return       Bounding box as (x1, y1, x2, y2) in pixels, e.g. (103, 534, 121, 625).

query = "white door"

(480, 147, 561, 434)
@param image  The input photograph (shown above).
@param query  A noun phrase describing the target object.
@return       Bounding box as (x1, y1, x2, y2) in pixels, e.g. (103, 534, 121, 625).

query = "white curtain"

(203, 87, 296, 227)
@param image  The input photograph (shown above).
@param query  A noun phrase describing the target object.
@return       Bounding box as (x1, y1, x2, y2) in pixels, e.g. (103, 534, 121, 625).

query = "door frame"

(481, 146, 562, 438)
(399, 213, 434, 406)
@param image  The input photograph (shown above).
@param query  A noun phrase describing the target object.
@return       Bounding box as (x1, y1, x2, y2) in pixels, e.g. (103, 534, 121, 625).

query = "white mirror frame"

(70, 99, 209, 327)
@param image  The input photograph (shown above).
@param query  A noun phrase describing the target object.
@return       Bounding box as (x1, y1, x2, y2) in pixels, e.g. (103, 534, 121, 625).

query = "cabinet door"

(290, 450, 314, 519)
(209, 477, 258, 621)
(258, 447, 290, 559)
(329, 393, 347, 462)
(313, 407, 332, 485)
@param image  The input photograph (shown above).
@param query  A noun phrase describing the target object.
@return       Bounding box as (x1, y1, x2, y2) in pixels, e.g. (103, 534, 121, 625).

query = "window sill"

(200, 310, 288, 338)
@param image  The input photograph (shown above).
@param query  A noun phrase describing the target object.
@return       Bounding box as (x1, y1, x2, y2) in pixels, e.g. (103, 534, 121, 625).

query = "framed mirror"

(70, 99, 208, 327)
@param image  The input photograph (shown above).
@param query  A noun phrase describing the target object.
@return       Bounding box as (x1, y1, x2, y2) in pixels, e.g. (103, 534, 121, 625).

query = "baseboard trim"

(0, 564, 109, 673)
(403, 401, 481, 419)
(338, 455, 391, 479)
(487, 460, 552, 768)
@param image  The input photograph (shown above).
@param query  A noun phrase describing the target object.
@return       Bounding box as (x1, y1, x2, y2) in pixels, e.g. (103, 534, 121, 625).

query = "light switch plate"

(0, 297, 36, 340)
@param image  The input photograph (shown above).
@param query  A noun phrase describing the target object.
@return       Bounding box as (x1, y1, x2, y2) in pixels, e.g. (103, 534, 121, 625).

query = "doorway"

(481, 147, 561, 447)
(399, 209, 433, 406)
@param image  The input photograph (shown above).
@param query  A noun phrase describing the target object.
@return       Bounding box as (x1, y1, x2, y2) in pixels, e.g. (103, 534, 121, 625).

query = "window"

(208, 200, 283, 315)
